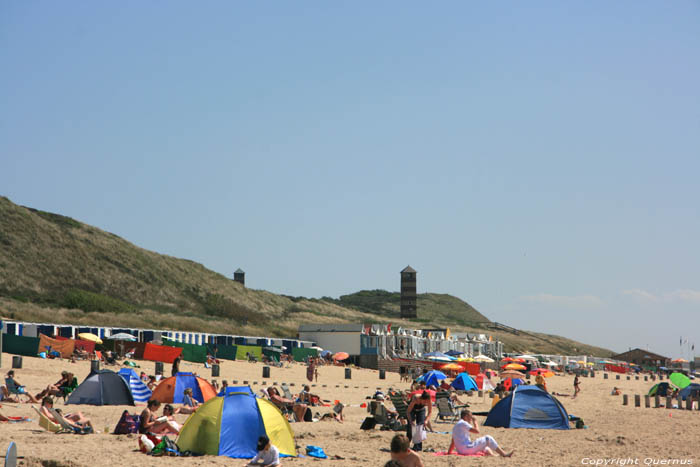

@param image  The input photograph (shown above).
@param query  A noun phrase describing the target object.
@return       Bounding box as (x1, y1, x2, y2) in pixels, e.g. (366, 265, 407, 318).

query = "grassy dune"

(0, 196, 613, 356)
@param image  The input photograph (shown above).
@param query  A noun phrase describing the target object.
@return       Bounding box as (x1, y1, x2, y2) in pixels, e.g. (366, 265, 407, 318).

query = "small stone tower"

(233, 268, 245, 286)
(400, 265, 417, 318)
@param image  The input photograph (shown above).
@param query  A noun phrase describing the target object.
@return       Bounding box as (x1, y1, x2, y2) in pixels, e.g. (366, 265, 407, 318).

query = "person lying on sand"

(447, 409, 513, 457)
(390, 434, 424, 467)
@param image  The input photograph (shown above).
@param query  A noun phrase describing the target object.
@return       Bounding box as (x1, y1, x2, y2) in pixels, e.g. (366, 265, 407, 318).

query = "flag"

(387, 323, 391, 333)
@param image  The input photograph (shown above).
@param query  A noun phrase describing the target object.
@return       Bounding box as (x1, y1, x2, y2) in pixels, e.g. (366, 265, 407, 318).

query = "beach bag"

(139, 434, 160, 453)
(303, 407, 313, 422)
(114, 411, 140, 434)
(360, 417, 377, 430)
(151, 435, 180, 457)
(411, 423, 427, 444)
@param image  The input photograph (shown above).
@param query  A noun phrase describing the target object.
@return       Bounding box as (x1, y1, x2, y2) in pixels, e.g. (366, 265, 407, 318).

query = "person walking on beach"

(573, 375, 581, 398)
(171, 355, 181, 377)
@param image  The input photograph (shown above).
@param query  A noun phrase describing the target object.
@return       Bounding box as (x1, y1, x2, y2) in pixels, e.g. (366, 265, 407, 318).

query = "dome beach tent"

(648, 382, 671, 397)
(679, 383, 700, 401)
(417, 370, 447, 388)
(485, 385, 569, 430)
(177, 392, 296, 458)
(118, 368, 152, 403)
(451, 373, 478, 391)
(151, 372, 216, 404)
(66, 369, 134, 406)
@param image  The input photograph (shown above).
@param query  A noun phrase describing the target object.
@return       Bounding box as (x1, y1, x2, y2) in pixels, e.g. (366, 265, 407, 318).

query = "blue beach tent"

(484, 385, 569, 430)
(451, 373, 478, 391)
(118, 368, 152, 403)
(679, 383, 700, 401)
(417, 370, 447, 388)
(218, 386, 255, 396)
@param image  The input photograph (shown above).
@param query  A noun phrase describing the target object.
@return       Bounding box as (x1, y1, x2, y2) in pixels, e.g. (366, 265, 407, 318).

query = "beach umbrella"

(333, 352, 350, 361)
(427, 356, 453, 362)
(445, 350, 464, 357)
(110, 333, 137, 341)
(503, 363, 527, 371)
(576, 360, 586, 365)
(499, 370, 525, 379)
(672, 358, 688, 364)
(473, 355, 494, 363)
(320, 350, 332, 357)
(78, 333, 103, 345)
(586, 362, 595, 366)
(501, 357, 515, 362)
(530, 369, 554, 377)
(670, 372, 691, 389)
(456, 357, 475, 362)
(439, 363, 463, 371)
(543, 361, 559, 367)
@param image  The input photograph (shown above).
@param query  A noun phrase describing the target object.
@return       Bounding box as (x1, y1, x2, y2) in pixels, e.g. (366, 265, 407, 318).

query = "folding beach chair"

(389, 392, 408, 421)
(31, 407, 68, 434)
(434, 397, 459, 423)
(48, 408, 92, 434)
(281, 384, 294, 401)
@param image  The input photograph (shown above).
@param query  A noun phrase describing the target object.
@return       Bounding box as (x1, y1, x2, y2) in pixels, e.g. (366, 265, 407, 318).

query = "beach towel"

(1, 416, 31, 423)
(432, 451, 486, 457)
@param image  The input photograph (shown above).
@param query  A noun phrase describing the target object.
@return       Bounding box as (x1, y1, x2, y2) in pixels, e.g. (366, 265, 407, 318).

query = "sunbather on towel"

(140, 399, 180, 435)
(447, 409, 513, 457)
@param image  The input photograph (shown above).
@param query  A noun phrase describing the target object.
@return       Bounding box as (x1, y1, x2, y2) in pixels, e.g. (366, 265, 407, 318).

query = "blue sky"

(2, 1, 699, 359)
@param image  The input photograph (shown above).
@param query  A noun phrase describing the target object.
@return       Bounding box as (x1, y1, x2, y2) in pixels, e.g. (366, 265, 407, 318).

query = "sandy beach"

(1, 354, 698, 467)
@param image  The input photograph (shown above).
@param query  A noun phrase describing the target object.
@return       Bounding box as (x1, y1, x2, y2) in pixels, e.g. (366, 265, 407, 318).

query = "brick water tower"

(233, 268, 245, 286)
(400, 265, 417, 318)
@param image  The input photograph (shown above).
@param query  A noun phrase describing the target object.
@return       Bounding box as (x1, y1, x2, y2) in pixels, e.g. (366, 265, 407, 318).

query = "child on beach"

(245, 435, 280, 466)
(573, 375, 581, 398)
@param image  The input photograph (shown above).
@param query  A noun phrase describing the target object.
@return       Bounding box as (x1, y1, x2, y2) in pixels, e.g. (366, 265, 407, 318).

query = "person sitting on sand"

(245, 435, 280, 466)
(447, 409, 513, 457)
(40, 397, 93, 432)
(149, 404, 181, 435)
(181, 388, 200, 412)
(140, 399, 180, 435)
(611, 387, 621, 396)
(535, 374, 548, 393)
(297, 385, 319, 405)
(5, 370, 39, 403)
(267, 387, 309, 422)
(147, 375, 158, 391)
(389, 434, 424, 467)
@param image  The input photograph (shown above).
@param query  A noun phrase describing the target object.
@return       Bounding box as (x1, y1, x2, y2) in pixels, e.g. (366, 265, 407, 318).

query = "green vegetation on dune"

(0, 196, 613, 356)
